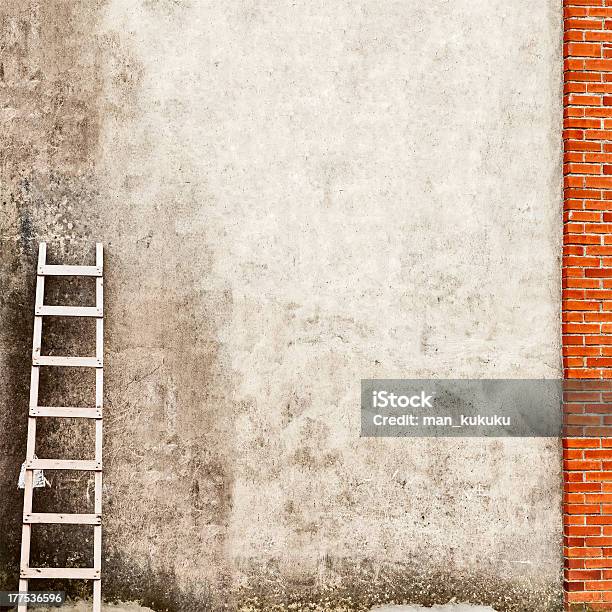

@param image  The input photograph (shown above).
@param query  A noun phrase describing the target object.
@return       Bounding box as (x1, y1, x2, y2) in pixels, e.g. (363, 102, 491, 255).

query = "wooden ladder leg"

(93, 578, 101, 612)
(93, 411, 102, 612)
(18, 414, 37, 612)
(93, 243, 103, 612)
(18, 519, 31, 612)
(18, 243, 46, 612)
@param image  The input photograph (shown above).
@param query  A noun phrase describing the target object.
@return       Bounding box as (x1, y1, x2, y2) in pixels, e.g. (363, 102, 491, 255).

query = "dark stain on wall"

(0, 0, 105, 594)
(233, 561, 563, 612)
(0, 6, 236, 603)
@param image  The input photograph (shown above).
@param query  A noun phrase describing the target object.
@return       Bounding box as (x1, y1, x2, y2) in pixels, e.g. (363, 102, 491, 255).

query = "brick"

(565, 0, 604, 6)
(567, 19, 605, 30)
(568, 178, 586, 193)
(568, 569, 603, 581)
(566, 591, 604, 602)
(586, 59, 612, 70)
(585, 31, 612, 42)
(564, 246, 586, 256)
(586, 268, 612, 276)
(565, 279, 600, 288)
(567, 7, 590, 18)
(586, 334, 612, 342)
(565, 301, 603, 312)
(585, 308, 609, 322)
(588, 108, 612, 119)
(566, 580, 586, 592)
(570, 211, 604, 221)
(586, 153, 612, 161)
(567, 257, 602, 267)
(586, 223, 612, 231)
(567, 535, 587, 547)
(587, 557, 612, 567)
(566, 323, 602, 333)
(571, 42, 604, 56)
(567, 5, 591, 16)
(587, 538, 612, 546)
(586, 200, 612, 210)
(588, 107, 612, 117)
(566, 350, 601, 359)
(569, 527, 605, 537)
(568, 139, 604, 151)
(586, 450, 612, 459)
(567, 546, 604, 556)
(586, 289, 612, 298)
(586, 580, 612, 590)
(586, 177, 612, 187)
(588, 357, 612, 366)
(567, 447, 601, 460)
(573, 96, 603, 107)
(567, 163, 603, 173)
(567, 190, 603, 200)
(574, 72, 606, 84)
(566, 503, 603, 513)
(568, 368, 605, 377)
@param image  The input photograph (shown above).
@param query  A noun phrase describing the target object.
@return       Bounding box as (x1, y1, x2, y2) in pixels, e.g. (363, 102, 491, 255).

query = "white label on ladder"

(17, 455, 49, 489)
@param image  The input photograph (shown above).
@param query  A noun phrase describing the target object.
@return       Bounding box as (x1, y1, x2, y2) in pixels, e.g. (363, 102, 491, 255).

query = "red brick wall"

(564, 0, 612, 609)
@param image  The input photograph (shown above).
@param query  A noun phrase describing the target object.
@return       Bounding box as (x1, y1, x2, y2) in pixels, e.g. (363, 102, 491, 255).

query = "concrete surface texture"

(0, 1, 562, 611)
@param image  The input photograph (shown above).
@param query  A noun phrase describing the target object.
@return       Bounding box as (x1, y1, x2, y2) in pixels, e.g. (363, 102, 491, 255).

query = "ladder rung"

(30, 406, 102, 419)
(24, 513, 101, 525)
(36, 306, 103, 318)
(33, 356, 102, 368)
(20, 567, 100, 580)
(26, 459, 101, 471)
(38, 265, 102, 277)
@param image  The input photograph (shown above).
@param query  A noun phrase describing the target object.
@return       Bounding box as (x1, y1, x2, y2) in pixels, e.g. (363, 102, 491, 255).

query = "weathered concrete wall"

(0, 1, 562, 611)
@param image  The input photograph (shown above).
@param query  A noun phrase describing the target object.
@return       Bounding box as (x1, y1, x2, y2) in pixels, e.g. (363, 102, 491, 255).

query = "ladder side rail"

(93, 243, 103, 612)
(19, 242, 46, 612)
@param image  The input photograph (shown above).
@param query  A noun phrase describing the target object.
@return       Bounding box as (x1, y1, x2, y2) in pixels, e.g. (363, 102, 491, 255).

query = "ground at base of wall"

(34, 603, 155, 612)
(371, 605, 495, 611)
(34, 602, 496, 612)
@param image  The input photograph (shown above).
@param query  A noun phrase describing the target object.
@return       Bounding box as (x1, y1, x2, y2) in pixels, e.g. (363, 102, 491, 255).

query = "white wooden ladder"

(19, 242, 104, 611)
